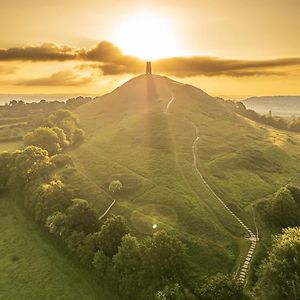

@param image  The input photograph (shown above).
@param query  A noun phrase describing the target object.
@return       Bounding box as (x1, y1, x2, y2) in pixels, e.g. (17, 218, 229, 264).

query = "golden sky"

(0, 0, 300, 98)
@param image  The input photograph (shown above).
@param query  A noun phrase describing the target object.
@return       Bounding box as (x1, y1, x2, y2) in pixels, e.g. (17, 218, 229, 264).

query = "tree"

(47, 109, 79, 139)
(142, 230, 188, 292)
(195, 273, 244, 300)
(13, 146, 53, 183)
(65, 199, 100, 234)
(71, 128, 85, 144)
(24, 127, 62, 155)
(52, 126, 69, 149)
(50, 154, 74, 168)
(155, 283, 185, 300)
(109, 180, 123, 193)
(96, 215, 129, 258)
(287, 185, 300, 204)
(113, 234, 143, 296)
(268, 187, 298, 227)
(33, 179, 73, 223)
(93, 250, 111, 277)
(0, 152, 12, 192)
(254, 227, 300, 299)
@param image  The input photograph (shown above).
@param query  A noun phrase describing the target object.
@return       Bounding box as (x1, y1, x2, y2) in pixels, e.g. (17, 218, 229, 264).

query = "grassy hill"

(2, 75, 300, 298)
(67, 75, 300, 281)
(0, 192, 119, 300)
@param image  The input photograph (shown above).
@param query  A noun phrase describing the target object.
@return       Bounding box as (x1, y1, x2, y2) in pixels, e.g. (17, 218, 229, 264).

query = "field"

(0, 192, 119, 300)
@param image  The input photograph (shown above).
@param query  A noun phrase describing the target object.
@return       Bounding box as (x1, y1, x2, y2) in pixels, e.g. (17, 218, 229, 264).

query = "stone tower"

(146, 61, 152, 75)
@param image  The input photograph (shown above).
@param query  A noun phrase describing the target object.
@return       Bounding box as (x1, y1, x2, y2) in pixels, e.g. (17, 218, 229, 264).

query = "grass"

(0, 191, 119, 300)
(67, 75, 300, 284)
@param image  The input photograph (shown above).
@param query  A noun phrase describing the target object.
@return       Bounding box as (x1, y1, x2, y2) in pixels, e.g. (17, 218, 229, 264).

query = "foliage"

(254, 227, 300, 299)
(13, 146, 53, 183)
(0, 151, 12, 192)
(33, 179, 73, 223)
(195, 273, 244, 300)
(72, 128, 85, 144)
(64, 199, 100, 234)
(155, 283, 185, 300)
(93, 250, 111, 277)
(24, 127, 63, 155)
(113, 230, 188, 299)
(261, 186, 300, 228)
(109, 180, 123, 193)
(96, 214, 129, 258)
(50, 154, 74, 168)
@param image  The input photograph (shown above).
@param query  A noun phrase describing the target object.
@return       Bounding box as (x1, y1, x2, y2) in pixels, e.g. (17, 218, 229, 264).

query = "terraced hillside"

(69, 74, 300, 281)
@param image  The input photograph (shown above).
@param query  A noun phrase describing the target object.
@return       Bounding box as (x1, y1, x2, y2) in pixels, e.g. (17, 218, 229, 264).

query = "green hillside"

(68, 74, 300, 280)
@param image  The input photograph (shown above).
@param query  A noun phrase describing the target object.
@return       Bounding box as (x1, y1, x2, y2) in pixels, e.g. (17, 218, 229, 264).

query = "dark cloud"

(0, 43, 78, 61)
(154, 56, 300, 77)
(15, 70, 92, 86)
(1, 41, 300, 77)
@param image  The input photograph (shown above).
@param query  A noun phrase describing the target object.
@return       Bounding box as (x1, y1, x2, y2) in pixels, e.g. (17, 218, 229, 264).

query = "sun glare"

(112, 12, 181, 60)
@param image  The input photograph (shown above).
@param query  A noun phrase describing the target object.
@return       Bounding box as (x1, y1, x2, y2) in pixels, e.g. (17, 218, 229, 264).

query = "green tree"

(71, 128, 85, 144)
(254, 227, 300, 300)
(96, 215, 129, 258)
(13, 146, 53, 183)
(155, 283, 185, 300)
(109, 180, 123, 193)
(93, 250, 111, 277)
(195, 273, 244, 300)
(0, 152, 12, 192)
(113, 234, 143, 296)
(24, 127, 62, 155)
(52, 126, 69, 149)
(33, 179, 73, 223)
(268, 187, 298, 227)
(143, 230, 188, 292)
(65, 199, 100, 234)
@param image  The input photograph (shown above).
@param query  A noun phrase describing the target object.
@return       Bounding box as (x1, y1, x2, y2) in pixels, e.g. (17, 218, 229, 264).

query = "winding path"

(192, 123, 258, 284)
(164, 93, 258, 285)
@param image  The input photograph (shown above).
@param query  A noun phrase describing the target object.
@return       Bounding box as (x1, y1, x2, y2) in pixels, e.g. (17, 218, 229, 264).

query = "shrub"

(109, 180, 123, 193)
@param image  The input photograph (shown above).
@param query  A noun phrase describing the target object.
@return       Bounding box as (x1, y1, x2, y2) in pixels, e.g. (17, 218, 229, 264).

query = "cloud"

(154, 56, 300, 77)
(0, 43, 78, 61)
(0, 65, 19, 74)
(1, 41, 300, 77)
(15, 70, 93, 86)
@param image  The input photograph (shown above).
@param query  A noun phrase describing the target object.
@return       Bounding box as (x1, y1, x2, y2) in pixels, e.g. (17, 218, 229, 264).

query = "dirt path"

(164, 92, 258, 285)
(191, 122, 258, 285)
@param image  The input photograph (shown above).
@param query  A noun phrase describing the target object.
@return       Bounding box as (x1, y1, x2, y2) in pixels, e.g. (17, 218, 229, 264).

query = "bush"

(267, 187, 299, 227)
(24, 127, 63, 155)
(109, 180, 123, 193)
(93, 250, 111, 277)
(71, 128, 85, 144)
(195, 273, 244, 300)
(254, 227, 300, 299)
(50, 154, 74, 168)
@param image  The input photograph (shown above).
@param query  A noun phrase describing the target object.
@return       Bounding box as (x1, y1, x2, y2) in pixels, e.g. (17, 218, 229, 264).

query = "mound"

(69, 74, 300, 279)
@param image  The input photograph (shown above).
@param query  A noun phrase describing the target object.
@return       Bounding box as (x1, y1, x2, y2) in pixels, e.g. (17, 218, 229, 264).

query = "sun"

(112, 12, 182, 60)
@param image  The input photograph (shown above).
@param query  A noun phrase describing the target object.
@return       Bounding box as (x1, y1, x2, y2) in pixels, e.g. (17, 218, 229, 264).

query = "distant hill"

(242, 96, 300, 117)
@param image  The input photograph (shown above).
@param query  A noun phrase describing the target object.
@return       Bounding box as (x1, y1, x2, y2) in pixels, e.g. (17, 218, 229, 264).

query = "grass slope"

(0, 192, 118, 300)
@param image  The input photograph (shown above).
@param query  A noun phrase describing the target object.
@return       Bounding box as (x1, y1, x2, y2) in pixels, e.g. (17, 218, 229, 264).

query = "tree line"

(224, 100, 300, 132)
